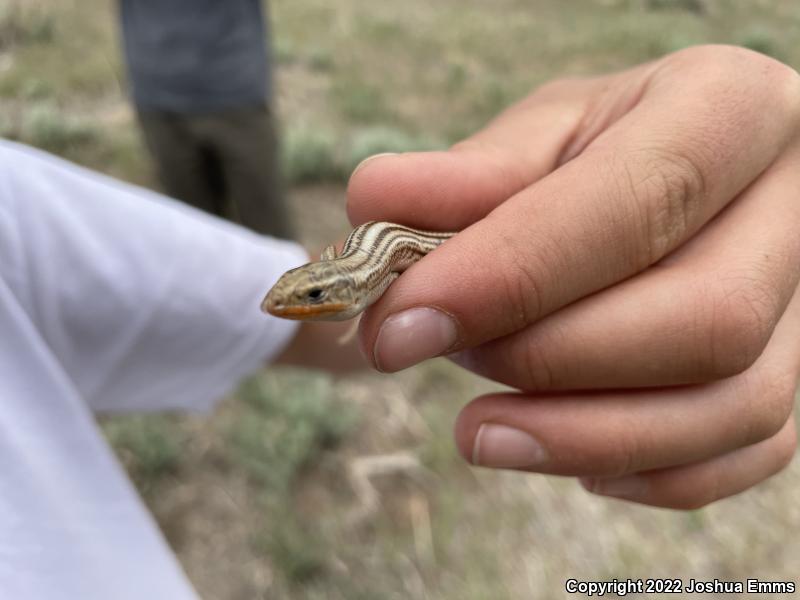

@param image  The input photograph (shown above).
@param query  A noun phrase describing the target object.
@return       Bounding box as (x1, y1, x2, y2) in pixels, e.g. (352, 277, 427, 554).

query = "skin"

(274, 317, 367, 372)
(346, 45, 800, 510)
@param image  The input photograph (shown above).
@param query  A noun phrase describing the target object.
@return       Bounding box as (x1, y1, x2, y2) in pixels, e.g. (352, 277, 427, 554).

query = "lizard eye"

(307, 288, 326, 303)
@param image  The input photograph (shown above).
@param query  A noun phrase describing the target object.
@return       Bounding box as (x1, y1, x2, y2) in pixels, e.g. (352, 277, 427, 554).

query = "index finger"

(347, 72, 624, 230)
(357, 46, 800, 372)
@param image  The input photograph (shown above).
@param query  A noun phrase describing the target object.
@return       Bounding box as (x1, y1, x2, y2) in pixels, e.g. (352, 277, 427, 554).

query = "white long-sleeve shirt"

(0, 140, 307, 599)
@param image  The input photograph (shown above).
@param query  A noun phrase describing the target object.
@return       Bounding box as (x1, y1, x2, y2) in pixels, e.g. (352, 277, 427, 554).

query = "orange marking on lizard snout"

(265, 302, 349, 320)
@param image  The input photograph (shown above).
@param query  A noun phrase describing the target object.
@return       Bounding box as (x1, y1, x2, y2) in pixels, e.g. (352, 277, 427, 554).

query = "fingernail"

(583, 475, 648, 500)
(373, 307, 458, 372)
(471, 423, 548, 468)
(350, 152, 398, 178)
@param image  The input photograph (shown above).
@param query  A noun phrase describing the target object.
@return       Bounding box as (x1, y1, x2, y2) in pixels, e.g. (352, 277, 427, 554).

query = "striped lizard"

(262, 221, 455, 322)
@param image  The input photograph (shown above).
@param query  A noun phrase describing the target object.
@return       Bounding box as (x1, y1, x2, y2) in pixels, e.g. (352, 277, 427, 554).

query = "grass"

(227, 371, 356, 494)
(329, 77, 396, 125)
(0, 0, 120, 100)
(0, 3, 56, 50)
(251, 507, 328, 584)
(17, 102, 101, 155)
(7, 0, 800, 187)
(226, 371, 357, 586)
(282, 124, 343, 184)
(282, 123, 445, 184)
(102, 415, 185, 495)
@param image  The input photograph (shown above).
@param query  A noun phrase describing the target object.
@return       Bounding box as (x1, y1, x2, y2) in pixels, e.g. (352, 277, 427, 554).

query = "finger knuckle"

(450, 139, 535, 207)
(622, 148, 706, 265)
(722, 47, 800, 121)
(493, 233, 549, 329)
(661, 45, 749, 92)
(705, 273, 780, 376)
(669, 43, 748, 63)
(667, 44, 780, 82)
(603, 426, 643, 477)
(518, 338, 557, 391)
(666, 44, 800, 123)
(760, 58, 800, 122)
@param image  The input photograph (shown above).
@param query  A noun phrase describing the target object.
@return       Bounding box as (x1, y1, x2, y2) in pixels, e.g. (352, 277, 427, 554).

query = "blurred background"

(2, 0, 800, 598)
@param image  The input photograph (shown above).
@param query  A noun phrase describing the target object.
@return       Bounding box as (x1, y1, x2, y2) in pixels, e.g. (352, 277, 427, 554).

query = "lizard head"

(261, 261, 364, 321)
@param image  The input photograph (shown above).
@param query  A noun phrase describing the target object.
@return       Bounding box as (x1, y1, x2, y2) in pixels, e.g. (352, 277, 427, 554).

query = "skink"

(262, 221, 455, 321)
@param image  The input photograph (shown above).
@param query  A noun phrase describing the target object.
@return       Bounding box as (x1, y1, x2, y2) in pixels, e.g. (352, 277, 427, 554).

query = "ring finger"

(453, 284, 800, 478)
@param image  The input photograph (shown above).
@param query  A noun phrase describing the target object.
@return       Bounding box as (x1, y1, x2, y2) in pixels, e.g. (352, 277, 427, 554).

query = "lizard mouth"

(263, 301, 349, 320)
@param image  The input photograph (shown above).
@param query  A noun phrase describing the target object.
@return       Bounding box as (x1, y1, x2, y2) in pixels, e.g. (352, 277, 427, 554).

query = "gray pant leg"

(136, 110, 224, 217)
(199, 105, 294, 240)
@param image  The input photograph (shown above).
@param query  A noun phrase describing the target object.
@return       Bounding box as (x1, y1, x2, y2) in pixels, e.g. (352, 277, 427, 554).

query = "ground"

(2, 0, 800, 598)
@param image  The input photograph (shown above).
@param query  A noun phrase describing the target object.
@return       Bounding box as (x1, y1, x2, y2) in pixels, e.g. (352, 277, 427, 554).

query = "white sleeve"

(0, 140, 308, 413)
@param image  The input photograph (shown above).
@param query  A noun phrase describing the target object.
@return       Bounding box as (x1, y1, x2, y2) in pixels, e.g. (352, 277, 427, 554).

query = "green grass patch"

(16, 102, 101, 156)
(282, 123, 444, 183)
(4, 101, 148, 182)
(0, 113, 13, 139)
(0, 3, 56, 50)
(252, 507, 328, 584)
(282, 124, 343, 184)
(273, 37, 297, 66)
(330, 77, 394, 124)
(227, 370, 357, 585)
(307, 47, 335, 72)
(103, 414, 184, 495)
(229, 370, 356, 491)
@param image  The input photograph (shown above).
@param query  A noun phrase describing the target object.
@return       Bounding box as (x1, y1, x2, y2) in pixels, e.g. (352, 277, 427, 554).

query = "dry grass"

(3, 0, 800, 597)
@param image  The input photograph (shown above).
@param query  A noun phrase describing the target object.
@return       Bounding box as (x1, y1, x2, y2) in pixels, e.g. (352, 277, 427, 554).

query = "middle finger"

(453, 139, 800, 390)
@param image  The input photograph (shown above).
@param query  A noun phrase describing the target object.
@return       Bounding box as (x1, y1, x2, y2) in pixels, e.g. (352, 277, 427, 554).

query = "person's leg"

(136, 110, 224, 217)
(198, 105, 294, 239)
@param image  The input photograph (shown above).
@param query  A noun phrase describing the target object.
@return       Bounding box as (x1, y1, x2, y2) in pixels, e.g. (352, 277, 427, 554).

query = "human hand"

(274, 317, 367, 372)
(346, 45, 800, 509)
